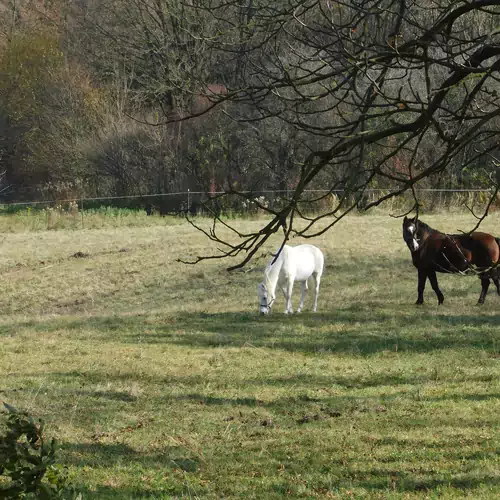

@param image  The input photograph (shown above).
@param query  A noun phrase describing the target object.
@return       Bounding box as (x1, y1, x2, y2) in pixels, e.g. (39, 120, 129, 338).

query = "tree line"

(0, 0, 301, 203)
(1, 2, 500, 251)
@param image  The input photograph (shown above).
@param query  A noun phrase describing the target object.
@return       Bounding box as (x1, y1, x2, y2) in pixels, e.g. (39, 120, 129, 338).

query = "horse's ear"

(403, 215, 407, 222)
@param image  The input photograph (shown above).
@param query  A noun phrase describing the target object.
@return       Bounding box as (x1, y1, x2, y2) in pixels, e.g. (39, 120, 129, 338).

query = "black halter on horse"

(402, 216, 500, 305)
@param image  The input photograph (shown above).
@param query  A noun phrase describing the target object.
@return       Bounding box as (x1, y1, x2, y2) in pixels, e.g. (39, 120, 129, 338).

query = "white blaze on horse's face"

(406, 223, 419, 251)
(408, 224, 419, 250)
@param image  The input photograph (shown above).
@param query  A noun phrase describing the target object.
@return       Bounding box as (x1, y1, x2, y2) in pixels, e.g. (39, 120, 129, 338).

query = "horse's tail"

(491, 238, 500, 276)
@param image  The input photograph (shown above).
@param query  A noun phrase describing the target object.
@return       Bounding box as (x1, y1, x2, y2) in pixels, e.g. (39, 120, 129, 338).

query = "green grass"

(1, 213, 500, 498)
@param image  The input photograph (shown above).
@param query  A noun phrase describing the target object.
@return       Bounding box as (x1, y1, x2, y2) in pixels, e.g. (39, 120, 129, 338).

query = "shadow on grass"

(70, 461, 500, 499)
(60, 442, 204, 499)
(2, 306, 500, 356)
(73, 485, 168, 500)
(427, 392, 500, 402)
(349, 471, 500, 493)
(118, 309, 500, 355)
(61, 431, 500, 498)
(73, 389, 138, 402)
(61, 441, 199, 470)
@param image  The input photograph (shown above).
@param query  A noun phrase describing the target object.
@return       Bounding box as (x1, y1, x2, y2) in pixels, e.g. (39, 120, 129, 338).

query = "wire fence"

(0, 188, 496, 231)
(0, 188, 495, 208)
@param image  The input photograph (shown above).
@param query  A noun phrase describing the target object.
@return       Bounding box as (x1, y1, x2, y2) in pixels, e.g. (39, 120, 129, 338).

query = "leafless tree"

(155, 0, 500, 269)
(0, 169, 11, 197)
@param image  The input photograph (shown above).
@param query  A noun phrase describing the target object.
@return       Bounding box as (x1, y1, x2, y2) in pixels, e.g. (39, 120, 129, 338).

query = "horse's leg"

(428, 270, 444, 305)
(284, 277, 294, 314)
(416, 268, 427, 305)
(493, 277, 500, 296)
(279, 284, 286, 311)
(478, 275, 490, 305)
(312, 272, 321, 312)
(297, 280, 308, 313)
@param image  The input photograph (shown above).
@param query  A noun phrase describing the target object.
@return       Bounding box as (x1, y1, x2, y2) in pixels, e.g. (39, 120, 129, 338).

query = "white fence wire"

(0, 188, 495, 208)
(0, 188, 495, 231)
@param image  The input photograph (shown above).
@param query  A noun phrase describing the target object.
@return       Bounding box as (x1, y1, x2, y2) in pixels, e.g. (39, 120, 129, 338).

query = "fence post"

(81, 197, 84, 229)
(187, 189, 190, 211)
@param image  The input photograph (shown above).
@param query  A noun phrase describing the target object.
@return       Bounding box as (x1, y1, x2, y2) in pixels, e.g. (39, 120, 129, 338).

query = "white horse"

(257, 244, 324, 315)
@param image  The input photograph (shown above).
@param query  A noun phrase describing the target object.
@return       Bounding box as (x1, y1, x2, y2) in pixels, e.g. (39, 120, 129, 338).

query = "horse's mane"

(417, 219, 437, 234)
(263, 247, 287, 289)
(263, 265, 273, 289)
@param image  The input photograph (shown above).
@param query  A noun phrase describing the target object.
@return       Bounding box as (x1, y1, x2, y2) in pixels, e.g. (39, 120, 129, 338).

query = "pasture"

(1, 212, 500, 498)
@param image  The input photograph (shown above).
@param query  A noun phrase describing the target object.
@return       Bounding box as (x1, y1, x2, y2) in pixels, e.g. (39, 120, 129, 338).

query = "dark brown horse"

(402, 216, 500, 305)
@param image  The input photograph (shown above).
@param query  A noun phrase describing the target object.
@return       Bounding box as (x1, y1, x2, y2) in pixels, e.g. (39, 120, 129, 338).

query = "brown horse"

(402, 216, 500, 305)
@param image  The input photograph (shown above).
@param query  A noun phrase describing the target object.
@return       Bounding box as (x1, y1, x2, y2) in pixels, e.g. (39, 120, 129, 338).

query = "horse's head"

(402, 216, 421, 252)
(257, 281, 275, 315)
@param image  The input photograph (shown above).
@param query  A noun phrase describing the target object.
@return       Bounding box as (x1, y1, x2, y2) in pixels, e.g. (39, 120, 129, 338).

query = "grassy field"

(1, 212, 500, 498)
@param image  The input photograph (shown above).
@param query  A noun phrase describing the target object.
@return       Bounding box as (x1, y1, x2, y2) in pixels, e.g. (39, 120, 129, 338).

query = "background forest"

(0, 0, 499, 207)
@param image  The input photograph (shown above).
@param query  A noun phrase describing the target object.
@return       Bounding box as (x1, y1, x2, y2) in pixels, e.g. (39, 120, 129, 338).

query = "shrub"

(0, 403, 80, 499)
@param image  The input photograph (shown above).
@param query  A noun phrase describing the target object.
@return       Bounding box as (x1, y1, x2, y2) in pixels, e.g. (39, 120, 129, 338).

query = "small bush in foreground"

(0, 403, 80, 499)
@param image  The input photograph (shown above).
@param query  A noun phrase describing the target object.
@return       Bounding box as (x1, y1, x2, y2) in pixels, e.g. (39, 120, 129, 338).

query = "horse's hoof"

(477, 301, 484, 306)
(415, 300, 423, 305)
